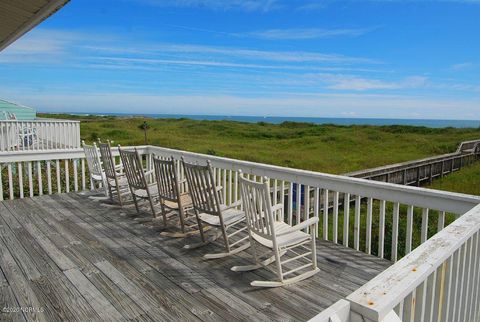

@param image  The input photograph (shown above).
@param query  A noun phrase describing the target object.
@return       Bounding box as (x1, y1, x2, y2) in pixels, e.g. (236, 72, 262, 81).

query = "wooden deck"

(0, 192, 391, 322)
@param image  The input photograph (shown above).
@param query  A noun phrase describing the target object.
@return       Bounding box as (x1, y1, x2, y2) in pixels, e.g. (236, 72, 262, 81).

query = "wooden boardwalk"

(0, 192, 391, 322)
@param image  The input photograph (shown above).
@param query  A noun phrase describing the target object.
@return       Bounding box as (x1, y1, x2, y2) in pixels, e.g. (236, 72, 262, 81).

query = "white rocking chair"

(118, 146, 162, 222)
(153, 156, 203, 238)
(232, 173, 319, 287)
(82, 141, 109, 196)
(98, 140, 130, 206)
(182, 158, 249, 259)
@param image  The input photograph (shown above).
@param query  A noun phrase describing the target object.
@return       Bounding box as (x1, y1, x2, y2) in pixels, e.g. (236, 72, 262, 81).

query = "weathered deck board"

(0, 192, 391, 321)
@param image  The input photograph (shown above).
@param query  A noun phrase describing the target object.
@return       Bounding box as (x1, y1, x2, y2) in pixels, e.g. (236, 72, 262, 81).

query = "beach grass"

(428, 162, 480, 195)
(42, 113, 480, 176)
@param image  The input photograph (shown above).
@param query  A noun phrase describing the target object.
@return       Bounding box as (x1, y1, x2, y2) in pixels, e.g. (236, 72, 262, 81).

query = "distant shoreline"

(39, 112, 480, 128)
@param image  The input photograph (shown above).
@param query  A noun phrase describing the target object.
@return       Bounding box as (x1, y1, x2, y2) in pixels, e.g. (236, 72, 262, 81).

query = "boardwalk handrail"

(456, 138, 480, 153)
(347, 203, 480, 321)
(346, 139, 480, 186)
(0, 119, 81, 151)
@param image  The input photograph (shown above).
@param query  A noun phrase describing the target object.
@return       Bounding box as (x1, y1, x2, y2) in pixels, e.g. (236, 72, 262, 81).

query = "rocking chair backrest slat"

(153, 156, 179, 202)
(98, 141, 117, 179)
(182, 159, 221, 215)
(239, 174, 276, 240)
(118, 147, 146, 190)
(83, 141, 103, 177)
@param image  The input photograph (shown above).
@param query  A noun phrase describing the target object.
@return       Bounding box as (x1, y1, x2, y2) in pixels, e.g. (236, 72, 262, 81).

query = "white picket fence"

(0, 120, 81, 151)
(1, 145, 480, 321)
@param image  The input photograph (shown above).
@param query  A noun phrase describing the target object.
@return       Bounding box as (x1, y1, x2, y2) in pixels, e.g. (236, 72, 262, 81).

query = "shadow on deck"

(0, 192, 391, 321)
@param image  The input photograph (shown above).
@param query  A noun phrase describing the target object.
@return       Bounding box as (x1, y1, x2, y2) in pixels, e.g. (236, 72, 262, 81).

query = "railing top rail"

(347, 203, 480, 321)
(146, 145, 480, 213)
(0, 119, 81, 123)
(457, 138, 480, 153)
(0, 146, 148, 162)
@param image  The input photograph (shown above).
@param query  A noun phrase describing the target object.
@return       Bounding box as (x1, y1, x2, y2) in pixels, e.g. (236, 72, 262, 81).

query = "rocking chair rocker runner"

(182, 158, 250, 259)
(118, 146, 163, 222)
(82, 141, 109, 196)
(98, 140, 129, 206)
(153, 156, 199, 237)
(232, 173, 319, 287)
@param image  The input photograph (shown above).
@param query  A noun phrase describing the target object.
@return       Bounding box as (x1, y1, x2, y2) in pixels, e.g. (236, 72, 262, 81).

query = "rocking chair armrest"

(144, 169, 154, 176)
(222, 200, 242, 210)
(278, 217, 318, 236)
(271, 204, 283, 213)
(114, 164, 123, 170)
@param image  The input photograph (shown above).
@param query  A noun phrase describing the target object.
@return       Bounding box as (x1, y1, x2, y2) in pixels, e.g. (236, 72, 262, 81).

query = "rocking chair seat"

(251, 221, 310, 248)
(198, 208, 244, 227)
(107, 176, 128, 187)
(163, 193, 192, 209)
(132, 184, 159, 198)
(91, 173, 105, 181)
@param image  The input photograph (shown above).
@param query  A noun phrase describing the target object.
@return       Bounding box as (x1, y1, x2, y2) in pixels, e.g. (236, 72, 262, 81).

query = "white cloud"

(449, 62, 475, 71)
(86, 43, 378, 64)
(0, 28, 378, 67)
(0, 29, 118, 64)
(247, 28, 371, 40)
(0, 29, 80, 63)
(89, 56, 301, 70)
(290, 74, 428, 91)
(132, 0, 280, 11)
(295, 2, 327, 11)
(133, 0, 480, 12)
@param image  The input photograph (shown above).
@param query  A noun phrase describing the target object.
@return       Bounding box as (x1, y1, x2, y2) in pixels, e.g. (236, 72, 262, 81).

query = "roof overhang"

(0, 0, 69, 52)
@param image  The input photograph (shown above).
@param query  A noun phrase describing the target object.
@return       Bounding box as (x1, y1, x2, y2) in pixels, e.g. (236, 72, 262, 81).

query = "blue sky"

(0, 0, 479, 119)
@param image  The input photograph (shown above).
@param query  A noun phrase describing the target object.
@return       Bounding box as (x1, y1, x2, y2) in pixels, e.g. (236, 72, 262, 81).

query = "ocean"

(80, 113, 480, 128)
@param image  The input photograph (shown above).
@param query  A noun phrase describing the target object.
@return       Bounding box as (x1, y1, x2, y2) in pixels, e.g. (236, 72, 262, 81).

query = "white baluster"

(37, 161, 43, 195)
(392, 202, 400, 261)
(354, 195, 361, 250)
(323, 189, 329, 240)
(378, 200, 386, 258)
(47, 161, 52, 194)
(343, 193, 350, 247)
(18, 162, 23, 198)
(27, 161, 33, 197)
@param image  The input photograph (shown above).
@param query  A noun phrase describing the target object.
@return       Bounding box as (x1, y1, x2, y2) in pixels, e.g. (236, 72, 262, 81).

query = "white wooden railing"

(1, 145, 480, 321)
(147, 145, 479, 261)
(346, 203, 480, 322)
(0, 146, 145, 200)
(0, 119, 81, 151)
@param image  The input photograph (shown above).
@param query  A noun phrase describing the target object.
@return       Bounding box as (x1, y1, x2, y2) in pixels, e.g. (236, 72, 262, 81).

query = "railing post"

(429, 163, 433, 184)
(416, 167, 421, 186)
